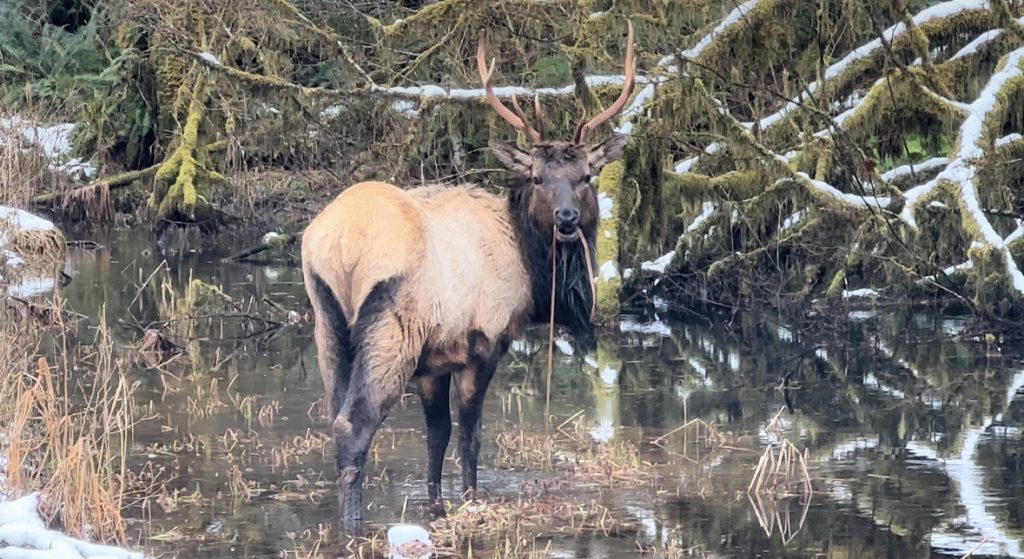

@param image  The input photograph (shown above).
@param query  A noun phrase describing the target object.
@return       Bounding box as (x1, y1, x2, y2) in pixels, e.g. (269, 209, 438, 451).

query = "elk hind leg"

(333, 277, 424, 527)
(305, 270, 352, 419)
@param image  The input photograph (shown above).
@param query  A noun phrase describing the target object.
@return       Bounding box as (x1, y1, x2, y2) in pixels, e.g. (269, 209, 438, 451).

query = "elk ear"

(588, 134, 630, 171)
(489, 141, 532, 177)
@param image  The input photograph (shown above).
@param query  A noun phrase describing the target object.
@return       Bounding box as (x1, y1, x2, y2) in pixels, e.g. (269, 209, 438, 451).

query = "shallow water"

(41, 227, 1024, 558)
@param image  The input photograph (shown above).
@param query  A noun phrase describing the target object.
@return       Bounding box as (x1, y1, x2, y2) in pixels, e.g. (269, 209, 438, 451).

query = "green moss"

(665, 171, 761, 201)
(594, 160, 625, 324)
(826, 268, 846, 299)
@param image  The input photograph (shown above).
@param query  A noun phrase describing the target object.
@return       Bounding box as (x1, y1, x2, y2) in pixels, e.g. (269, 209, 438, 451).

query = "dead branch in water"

(221, 233, 299, 262)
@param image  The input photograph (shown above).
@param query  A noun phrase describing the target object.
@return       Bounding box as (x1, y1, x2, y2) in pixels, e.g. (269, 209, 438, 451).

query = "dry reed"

(1, 303, 150, 545)
(746, 407, 813, 543)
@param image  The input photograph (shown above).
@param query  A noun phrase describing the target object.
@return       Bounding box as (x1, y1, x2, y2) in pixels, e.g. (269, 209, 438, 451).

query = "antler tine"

(574, 20, 636, 144)
(533, 94, 546, 140)
(511, 95, 543, 143)
(477, 32, 543, 144)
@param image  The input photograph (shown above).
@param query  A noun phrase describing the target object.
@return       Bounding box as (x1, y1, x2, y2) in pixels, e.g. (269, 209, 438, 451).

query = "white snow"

(640, 251, 676, 273)
(1, 117, 74, 160)
(53, 158, 96, 180)
(385, 74, 649, 103)
(681, 0, 759, 60)
(951, 29, 1003, 60)
(390, 99, 420, 118)
(791, 171, 891, 209)
(387, 524, 433, 559)
(901, 49, 1024, 236)
(1005, 220, 1024, 245)
(687, 202, 716, 233)
(598, 260, 619, 281)
(747, 0, 991, 131)
(198, 52, 221, 65)
(261, 231, 284, 245)
(780, 210, 806, 232)
(995, 132, 1022, 147)
(881, 157, 949, 183)
(5, 277, 56, 298)
(1, 117, 96, 180)
(614, 80, 662, 136)
(629, 1, 754, 161)
(3, 250, 24, 269)
(0, 207, 56, 234)
(0, 494, 145, 559)
(554, 339, 573, 356)
(900, 177, 940, 227)
(673, 156, 699, 174)
(597, 192, 613, 220)
(619, 317, 672, 337)
(776, 326, 793, 342)
(842, 288, 880, 299)
(0, 207, 58, 275)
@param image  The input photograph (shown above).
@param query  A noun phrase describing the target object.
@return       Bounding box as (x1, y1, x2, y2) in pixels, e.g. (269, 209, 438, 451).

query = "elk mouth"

(555, 227, 580, 243)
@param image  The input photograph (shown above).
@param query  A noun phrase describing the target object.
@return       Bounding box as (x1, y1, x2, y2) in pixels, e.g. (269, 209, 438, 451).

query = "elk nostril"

(555, 208, 580, 226)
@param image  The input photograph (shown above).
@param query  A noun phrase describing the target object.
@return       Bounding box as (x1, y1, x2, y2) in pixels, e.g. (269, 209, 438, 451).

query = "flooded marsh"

(8, 227, 1024, 558)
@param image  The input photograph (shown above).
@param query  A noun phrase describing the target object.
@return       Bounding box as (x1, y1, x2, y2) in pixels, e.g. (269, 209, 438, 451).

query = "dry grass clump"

(495, 411, 733, 491)
(429, 497, 628, 556)
(0, 303, 151, 545)
(493, 412, 653, 488)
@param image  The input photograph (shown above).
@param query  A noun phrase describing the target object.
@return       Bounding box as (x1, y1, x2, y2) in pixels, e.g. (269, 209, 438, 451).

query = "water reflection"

(36, 227, 1024, 558)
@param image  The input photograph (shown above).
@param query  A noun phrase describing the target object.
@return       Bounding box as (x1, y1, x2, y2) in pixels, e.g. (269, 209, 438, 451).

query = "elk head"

(478, 22, 636, 242)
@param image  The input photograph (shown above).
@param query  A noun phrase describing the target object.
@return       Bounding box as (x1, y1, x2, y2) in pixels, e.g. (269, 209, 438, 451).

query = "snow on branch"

(881, 157, 950, 183)
(666, 1, 995, 177)
(681, 0, 760, 60)
(747, 0, 992, 132)
(927, 47, 1024, 293)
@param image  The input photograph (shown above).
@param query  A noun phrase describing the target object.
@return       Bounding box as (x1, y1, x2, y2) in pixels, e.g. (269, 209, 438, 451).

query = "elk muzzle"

(554, 207, 580, 241)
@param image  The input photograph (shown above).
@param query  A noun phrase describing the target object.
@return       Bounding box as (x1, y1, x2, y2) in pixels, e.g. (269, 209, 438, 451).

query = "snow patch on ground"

(1, 206, 58, 277)
(0, 117, 95, 179)
(0, 494, 145, 558)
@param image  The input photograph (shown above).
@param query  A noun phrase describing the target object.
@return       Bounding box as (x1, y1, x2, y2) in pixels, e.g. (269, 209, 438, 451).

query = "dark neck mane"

(507, 183, 596, 344)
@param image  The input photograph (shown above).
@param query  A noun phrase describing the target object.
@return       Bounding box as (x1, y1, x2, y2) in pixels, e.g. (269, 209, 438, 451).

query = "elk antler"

(573, 20, 636, 144)
(477, 33, 543, 144)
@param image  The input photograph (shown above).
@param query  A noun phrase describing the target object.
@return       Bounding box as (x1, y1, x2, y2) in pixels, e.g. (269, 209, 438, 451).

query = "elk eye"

(583, 174, 592, 183)
(532, 176, 543, 185)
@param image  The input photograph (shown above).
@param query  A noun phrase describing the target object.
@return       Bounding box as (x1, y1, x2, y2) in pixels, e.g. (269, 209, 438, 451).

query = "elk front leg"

(418, 373, 452, 514)
(455, 334, 501, 499)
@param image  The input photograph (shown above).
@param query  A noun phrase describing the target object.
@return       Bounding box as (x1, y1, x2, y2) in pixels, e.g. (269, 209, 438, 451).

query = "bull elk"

(301, 22, 636, 527)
